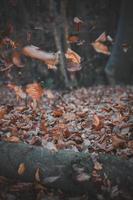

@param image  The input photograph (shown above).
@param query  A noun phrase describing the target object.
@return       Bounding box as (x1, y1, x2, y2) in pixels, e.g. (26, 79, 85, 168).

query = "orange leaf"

(91, 41, 110, 55)
(93, 114, 102, 129)
(95, 32, 107, 42)
(18, 163, 26, 175)
(26, 82, 44, 101)
(53, 109, 63, 117)
(65, 48, 81, 64)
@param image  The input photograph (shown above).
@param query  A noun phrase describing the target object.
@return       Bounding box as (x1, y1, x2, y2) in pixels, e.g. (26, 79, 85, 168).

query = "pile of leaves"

(0, 85, 133, 157)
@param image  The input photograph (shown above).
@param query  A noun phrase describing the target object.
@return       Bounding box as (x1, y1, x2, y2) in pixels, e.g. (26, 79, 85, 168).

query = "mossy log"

(0, 141, 133, 198)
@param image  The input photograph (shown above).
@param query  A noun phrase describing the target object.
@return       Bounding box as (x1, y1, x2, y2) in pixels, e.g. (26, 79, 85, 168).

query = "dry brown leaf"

(5, 136, 20, 143)
(112, 135, 126, 149)
(65, 48, 81, 64)
(22, 45, 59, 68)
(26, 82, 44, 101)
(91, 41, 110, 55)
(94, 161, 103, 171)
(0, 106, 7, 119)
(18, 163, 26, 175)
(53, 109, 63, 117)
(93, 114, 103, 130)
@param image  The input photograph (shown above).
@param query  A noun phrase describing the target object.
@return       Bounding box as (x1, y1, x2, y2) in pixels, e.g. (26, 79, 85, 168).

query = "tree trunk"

(105, 0, 133, 84)
(0, 141, 133, 199)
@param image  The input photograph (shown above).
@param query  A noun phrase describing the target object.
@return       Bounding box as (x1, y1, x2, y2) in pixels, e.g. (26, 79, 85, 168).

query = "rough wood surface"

(0, 141, 133, 197)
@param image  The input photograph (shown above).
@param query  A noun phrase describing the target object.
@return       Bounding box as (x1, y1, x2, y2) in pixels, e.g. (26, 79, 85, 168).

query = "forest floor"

(0, 85, 133, 200)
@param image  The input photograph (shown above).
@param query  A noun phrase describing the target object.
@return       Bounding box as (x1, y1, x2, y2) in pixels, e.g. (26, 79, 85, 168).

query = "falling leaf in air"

(95, 32, 107, 42)
(73, 17, 84, 31)
(7, 83, 26, 101)
(22, 45, 59, 69)
(92, 32, 112, 55)
(91, 41, 110, 55)
(65, 48, 81, 64)
(18, 163, 26, 175)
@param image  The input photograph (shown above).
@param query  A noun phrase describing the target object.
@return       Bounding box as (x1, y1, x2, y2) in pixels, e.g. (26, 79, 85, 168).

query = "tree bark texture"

(0, 141, 133, 198)
(105, 0, 133, 84)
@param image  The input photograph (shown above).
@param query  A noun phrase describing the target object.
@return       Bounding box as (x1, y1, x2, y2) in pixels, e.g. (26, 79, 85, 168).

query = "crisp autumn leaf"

(0, 106, 7, 119)
(65, 48, 81, 64)
(112, 135, 126, 149)
(7, 83, 26, 100)
(22, 45, 59, 69)
(26, 82, 44, 101)
(91, 41, 110, 55)
(18, 163, 26, 175)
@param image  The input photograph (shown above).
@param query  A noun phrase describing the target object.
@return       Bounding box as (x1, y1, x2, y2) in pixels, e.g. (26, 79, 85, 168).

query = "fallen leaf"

(112, 135, 126, 149)
(5, 136, 20, 143)
(94, 161, 103, 171)
(18, 163, 26, 175)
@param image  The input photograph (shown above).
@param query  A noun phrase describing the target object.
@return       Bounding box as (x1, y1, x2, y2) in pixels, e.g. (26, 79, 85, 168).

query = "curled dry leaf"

(112, 135, 126, 149)
(18, 163, 26, 175)
(22, 45, 59, 69)
(91, 41, 110, 55)
(93, 114, 103, 130)
(65, 48, 81, 64)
